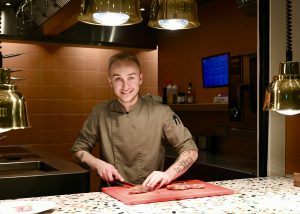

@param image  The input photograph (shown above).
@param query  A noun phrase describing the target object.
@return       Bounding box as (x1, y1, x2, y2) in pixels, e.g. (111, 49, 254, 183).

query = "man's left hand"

(143, 171, 172, 189)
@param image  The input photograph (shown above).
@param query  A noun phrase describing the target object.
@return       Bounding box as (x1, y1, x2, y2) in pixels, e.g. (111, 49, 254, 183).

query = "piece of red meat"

(166, 182, 206, 190)
(128, 185, 152, 194)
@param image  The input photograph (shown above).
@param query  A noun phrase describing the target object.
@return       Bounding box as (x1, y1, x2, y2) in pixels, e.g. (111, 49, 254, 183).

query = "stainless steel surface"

(115, 179, 135, 187)
(0, 145, 87, 177)
(0, 160, 58, 176)
(0, 145, 90, 199)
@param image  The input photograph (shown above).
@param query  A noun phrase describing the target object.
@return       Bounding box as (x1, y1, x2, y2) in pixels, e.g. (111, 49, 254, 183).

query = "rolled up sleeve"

(162, 107, 198, 154)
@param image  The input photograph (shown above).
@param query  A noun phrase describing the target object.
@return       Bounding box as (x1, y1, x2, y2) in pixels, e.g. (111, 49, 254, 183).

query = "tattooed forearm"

(173, 150, 196, 173)
(74, 151, 89, 169)
(174, 157, 193, 173)
(78, 151, 85, 162)
(165, 149, 198, 181)
(73, 151, 85, 164)
(180, 150, 192, 157)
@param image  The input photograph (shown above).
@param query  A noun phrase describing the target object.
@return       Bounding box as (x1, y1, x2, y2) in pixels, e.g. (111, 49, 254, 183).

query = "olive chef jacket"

(71, 96, 198, 184)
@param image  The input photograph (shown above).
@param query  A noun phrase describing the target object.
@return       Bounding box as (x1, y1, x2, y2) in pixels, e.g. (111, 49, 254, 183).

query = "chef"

(71, 52, 198, 189)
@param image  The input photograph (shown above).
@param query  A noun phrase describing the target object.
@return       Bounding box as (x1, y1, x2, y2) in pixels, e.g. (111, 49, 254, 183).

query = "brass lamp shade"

(78, 0, 143, 26)
(272, 61, 300, 115)
(148, 0, 200, 30)
(0, 68, 30, 133)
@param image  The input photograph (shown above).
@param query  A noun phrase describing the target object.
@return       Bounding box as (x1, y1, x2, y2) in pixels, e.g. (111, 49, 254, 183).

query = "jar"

(177, 92, 186, 104)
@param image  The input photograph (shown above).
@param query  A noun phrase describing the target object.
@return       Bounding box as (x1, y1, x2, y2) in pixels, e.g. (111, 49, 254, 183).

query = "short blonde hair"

(108, 53, 141, 72)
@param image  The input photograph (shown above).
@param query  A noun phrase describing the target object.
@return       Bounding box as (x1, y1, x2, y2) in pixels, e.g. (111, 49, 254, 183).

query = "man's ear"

(108, 76, 112, 86)
(139, 73, 143, 85)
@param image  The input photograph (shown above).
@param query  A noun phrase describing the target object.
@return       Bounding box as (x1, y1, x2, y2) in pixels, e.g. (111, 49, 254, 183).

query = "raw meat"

(128, 185, 152, 194)
(166, 182, 206, 190)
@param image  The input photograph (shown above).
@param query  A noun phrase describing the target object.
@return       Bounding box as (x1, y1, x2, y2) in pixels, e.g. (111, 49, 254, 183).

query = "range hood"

(0, 0, 157, 49)
(0, 0, 253, 49)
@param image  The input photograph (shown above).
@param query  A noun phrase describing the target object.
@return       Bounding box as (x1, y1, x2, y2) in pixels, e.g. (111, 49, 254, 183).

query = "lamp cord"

(0, 8, 2, 68)
(286, 0, 293, 61)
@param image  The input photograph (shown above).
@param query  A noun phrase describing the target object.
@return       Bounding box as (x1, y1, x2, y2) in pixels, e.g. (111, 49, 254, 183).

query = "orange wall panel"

(1, 42, 158, 153)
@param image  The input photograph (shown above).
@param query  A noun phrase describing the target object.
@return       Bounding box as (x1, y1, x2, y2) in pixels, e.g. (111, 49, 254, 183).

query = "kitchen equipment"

(102, 179, 235, 205)
(0, 68, 30, 133)
(114, 179, 135, 187)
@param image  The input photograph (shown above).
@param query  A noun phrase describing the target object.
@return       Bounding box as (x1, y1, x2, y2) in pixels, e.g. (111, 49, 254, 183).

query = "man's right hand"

(94, 159, 124, 183)
(74, 150, 124, 183)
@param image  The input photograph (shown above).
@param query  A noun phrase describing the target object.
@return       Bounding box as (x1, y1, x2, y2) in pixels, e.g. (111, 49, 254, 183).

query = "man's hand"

(143, 150, 198, 189)
(74, 150, 124, 183)
(94, 159, 124, 183)
(143, 171, 172, 189)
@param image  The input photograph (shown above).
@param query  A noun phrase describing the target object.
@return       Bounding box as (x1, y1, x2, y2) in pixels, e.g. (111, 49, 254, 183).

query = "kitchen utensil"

(2, 53, 26, 58)
(102, 179, 235, 205)
(114, 179, 135, 187)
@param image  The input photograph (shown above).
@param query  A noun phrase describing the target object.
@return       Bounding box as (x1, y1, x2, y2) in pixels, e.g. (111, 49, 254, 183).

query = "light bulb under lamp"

(148, 0, 200, 30)
(158, 19, 189, 30)
(93, 12, 129, 26)
(276, 110, 300, 116)
(78, 0, 142, 26)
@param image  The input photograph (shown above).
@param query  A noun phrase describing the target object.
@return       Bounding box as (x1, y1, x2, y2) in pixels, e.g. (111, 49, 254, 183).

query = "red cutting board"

(102, 179, 235, 205)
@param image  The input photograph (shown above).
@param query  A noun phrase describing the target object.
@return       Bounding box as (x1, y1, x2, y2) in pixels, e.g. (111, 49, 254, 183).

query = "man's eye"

(114, 77, 122, 81)
(128, 76, 135, 80)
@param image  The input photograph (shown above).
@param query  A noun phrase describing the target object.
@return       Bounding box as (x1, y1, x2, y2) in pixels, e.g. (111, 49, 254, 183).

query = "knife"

(114, 179, 135, 187)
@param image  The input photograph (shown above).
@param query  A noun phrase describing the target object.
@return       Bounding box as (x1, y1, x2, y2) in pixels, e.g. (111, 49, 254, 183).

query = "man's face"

(108, 62, 143, 109)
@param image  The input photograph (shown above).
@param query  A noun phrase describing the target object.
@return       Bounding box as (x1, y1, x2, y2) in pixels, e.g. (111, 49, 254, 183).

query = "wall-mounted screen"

(201, 52, 229, 88)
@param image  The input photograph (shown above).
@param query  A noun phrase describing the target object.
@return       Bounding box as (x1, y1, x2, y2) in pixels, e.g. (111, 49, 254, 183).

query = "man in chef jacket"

(71, 52, 198, 189)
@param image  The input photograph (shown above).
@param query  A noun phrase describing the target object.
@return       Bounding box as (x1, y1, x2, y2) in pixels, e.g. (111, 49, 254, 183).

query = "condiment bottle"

(172, 84, 178, 104)
(186, 82, 195, 104)
(166, 83, 173, 104)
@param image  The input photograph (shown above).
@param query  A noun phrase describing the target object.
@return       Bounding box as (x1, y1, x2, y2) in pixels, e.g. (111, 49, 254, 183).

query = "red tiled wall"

(1, 42, 158, 159)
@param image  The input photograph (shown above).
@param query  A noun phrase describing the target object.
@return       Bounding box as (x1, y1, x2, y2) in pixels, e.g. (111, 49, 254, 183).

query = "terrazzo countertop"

(1, 176, 299, 213)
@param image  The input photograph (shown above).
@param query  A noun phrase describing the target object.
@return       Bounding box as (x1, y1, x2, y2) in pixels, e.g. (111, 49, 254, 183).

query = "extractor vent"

(16, 0, 71, 26)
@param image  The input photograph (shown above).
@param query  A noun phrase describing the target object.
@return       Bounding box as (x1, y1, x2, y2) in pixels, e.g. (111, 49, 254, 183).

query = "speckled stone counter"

(1, 176, 300, 213)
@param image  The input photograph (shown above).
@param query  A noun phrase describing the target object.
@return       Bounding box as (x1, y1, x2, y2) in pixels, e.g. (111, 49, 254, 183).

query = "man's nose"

(121, 79, 129, 89)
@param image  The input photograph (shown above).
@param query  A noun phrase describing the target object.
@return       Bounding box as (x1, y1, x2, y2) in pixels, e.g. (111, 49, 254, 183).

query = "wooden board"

(102, 180, 235, 205)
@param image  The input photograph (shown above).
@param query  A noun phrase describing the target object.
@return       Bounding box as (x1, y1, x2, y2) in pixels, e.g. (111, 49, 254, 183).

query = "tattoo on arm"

(181, 150, 191, 157)
(75, 151, 89, 169)
(173, 151, 194, 173)
(75, 151, 85, 164)
(79, 151, 85, 162)
(174, 157, 193, 173)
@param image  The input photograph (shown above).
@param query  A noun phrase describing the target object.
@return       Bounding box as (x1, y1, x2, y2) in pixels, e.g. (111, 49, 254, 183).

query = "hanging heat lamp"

(264, 0, 300, 115)
(0, 68, 30, 133)
(77, 0, 143, 26)
(148, 0, 200, 30)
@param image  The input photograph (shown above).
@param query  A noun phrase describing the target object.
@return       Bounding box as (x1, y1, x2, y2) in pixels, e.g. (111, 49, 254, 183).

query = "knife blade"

(115, 179, 135, 187)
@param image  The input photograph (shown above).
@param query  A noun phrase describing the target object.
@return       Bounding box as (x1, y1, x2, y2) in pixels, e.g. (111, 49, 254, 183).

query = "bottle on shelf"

(166, 82, 173, 104)
(171, 83, 178, 104)
(162, 86, 167, 104)
(177, 92, 186, 104)
(186, 82, 195, 104)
